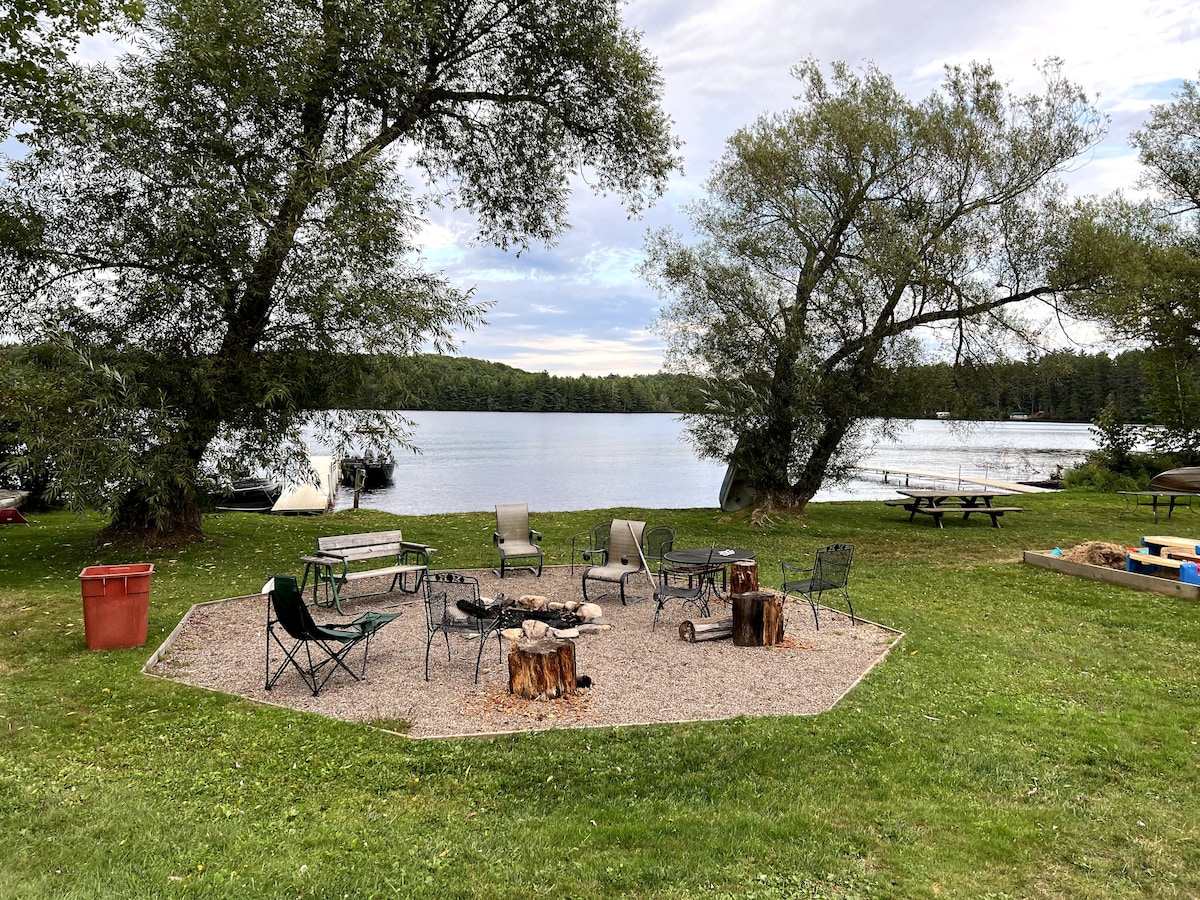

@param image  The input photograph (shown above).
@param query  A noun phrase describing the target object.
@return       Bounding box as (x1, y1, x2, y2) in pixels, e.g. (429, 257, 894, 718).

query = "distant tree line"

(346, 349, 1151, 422)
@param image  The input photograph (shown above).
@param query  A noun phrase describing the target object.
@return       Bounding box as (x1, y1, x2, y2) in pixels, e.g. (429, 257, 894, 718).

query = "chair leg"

(808, 593, 820, 630)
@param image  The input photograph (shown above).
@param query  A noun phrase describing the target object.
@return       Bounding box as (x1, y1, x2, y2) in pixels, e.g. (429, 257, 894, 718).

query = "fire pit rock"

(493, 595, 610, 642)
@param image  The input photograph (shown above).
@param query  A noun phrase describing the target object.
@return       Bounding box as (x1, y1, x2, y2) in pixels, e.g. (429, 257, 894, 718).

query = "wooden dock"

(272, 454, 339, 513)
(855, 465, 1057, 494)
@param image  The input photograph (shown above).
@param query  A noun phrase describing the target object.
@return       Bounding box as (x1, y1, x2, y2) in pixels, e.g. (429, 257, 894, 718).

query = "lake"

(323, 412, 1097, 515)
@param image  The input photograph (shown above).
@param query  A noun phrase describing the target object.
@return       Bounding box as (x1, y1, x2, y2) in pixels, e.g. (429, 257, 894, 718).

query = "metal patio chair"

(781, 543, 855, 630)
(581, 518, 647, 605)
(493, 503, 543, 577)
(423, 571, 503, 683)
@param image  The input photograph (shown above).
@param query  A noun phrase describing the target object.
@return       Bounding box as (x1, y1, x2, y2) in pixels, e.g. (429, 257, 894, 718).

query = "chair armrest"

(493, 532, 504, 547)
(531, 530, 543, 542)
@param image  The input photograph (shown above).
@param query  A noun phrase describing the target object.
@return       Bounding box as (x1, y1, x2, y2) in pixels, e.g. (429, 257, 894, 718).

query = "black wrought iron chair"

(493, 503, 543, 577)
(652, 544, 721, 631)
(781, 543, 855, 630)
(265, 574, 401, 697)
(570, 520, 610, 574)
(582, 518, 647, 605)
(424, 572, 503, 683)
(642, 525, 676, 573)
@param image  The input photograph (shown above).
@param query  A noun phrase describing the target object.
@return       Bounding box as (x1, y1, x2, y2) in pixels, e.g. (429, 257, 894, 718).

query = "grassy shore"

(2, 492, 1198, 898)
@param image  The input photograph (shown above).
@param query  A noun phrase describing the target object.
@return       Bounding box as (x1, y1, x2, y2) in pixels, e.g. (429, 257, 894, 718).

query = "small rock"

(578, 602, 603, 620)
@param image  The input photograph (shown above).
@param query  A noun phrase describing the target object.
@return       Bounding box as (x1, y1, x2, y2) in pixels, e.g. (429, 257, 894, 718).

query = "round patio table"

(663, 547, 756, 595)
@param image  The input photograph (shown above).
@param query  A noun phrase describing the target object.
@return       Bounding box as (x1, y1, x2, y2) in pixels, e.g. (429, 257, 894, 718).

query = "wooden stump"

(678, 616, 733, 643)
(729, 560, 759, 595)
(731, 591, 784, 647)
(508, 638, 577, 700)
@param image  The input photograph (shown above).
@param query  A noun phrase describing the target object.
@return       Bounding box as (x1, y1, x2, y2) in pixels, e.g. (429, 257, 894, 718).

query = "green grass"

(2, 493, 1199, 898)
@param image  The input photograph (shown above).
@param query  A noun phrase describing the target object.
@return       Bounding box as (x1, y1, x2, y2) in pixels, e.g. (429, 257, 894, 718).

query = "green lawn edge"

(2, 492, 1198, 898)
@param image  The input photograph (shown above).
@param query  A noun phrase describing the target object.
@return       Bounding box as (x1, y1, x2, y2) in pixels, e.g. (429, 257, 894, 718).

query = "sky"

(21, 0, 1200, 375)
(418, 0, 1200, 376)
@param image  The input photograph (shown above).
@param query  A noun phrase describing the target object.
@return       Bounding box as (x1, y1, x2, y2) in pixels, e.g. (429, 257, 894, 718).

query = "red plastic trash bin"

(79, 564, 154, 650)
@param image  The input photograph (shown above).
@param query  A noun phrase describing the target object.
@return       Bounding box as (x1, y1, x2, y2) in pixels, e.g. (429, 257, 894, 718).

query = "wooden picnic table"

(887, 489, 1023, 529)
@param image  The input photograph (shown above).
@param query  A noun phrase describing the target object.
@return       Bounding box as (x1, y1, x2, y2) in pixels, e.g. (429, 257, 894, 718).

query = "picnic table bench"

(301, 530, 434, 614)
(1126, 548, 1200, 584)
(886, 489, 1023, 528)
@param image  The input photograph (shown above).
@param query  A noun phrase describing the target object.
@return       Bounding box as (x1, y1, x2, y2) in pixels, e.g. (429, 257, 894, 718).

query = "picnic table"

(886, 489, 1023, 529)
(1118, 490, 1198, 524)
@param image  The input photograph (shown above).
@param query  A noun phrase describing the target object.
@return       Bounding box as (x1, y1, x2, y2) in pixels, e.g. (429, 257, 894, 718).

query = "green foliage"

(643, 59, 1106, 508)
(349, 355, 703, 413)
(3, 495, 1200, 897)
(1, 0, 678, 540)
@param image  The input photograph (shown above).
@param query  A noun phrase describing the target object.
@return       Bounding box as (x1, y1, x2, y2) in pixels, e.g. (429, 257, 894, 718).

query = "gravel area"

(147, 566, 902, 739)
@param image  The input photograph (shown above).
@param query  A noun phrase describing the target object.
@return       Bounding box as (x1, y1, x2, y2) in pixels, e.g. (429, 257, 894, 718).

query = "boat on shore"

(215, 478, 283, 512)
(1149, 467, 1200, 493)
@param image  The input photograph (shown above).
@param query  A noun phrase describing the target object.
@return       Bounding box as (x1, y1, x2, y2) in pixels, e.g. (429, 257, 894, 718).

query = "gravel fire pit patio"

(146, 566, 902, 739)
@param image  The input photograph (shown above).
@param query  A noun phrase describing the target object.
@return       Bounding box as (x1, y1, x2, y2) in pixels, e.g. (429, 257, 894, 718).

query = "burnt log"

(508, 638, 577, 700)
(678, 616, 733, 643)
(732, 591, 784, 647)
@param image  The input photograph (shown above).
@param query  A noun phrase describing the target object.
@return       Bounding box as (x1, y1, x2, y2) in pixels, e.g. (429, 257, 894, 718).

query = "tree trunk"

(508, 639, 577, 700)
(732, 591, 784, 647)
(730, 561, 759, 594)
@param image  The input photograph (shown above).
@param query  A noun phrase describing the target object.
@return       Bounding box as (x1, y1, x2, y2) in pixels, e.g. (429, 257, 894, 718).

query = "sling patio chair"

(581, 518, 648, 605)
(652, 544, 721, 631)
(264, 574, 401, 697)
(570, 520, 610, 574)
(424, 571, 504, 683)
(780, 542, 855, 630)
(493, 503, 543, 577)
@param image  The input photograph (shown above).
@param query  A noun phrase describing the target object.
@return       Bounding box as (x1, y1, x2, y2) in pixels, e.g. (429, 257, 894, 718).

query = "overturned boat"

(1148, 467, 1200, 493)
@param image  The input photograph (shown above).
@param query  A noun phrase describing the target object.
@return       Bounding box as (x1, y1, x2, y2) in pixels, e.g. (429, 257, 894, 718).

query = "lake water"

(323, 412, 1096, 515)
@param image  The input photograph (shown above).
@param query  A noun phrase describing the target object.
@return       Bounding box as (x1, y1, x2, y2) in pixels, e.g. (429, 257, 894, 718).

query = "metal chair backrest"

(591, 520, 611, 553)
(424, 571, 481, 631)
(643, 526, 676, 562)
(815, 543, 853, 588)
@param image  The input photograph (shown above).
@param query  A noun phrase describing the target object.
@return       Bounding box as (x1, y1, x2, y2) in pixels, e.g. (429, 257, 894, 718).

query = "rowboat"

(1148, 467, 1200, 493)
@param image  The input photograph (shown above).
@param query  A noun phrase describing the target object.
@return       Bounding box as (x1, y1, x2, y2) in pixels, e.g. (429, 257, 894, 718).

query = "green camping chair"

(265, 574, 401, 696)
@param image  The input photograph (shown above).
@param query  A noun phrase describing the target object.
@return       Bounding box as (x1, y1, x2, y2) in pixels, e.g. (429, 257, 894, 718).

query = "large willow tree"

(641, 59, 1104, 509)
(0, 0, 678, 540)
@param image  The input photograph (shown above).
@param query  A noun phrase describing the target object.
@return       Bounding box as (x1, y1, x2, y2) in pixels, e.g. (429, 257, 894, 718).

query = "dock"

(855, 465, 1057, 494)
(272, 454, 340, 513)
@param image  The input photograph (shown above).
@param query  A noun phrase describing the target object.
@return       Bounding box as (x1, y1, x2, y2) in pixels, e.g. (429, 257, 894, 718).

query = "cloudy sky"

(423, 0, 1200, 376)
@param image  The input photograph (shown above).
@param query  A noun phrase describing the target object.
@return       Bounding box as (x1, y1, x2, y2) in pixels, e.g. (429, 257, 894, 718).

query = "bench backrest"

(318, 530, 404, 561)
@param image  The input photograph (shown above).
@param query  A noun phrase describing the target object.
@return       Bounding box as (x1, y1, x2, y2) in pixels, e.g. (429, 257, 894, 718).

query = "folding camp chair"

(264, 574, 401, 696)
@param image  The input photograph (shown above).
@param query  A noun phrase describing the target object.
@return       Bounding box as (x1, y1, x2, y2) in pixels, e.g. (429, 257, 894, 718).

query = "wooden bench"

(901, 503, 1023, 528)
(301, 530, 434, 613)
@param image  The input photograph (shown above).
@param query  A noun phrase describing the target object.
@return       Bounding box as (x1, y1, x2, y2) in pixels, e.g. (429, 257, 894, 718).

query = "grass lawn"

(2, 491, 1199, 898)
